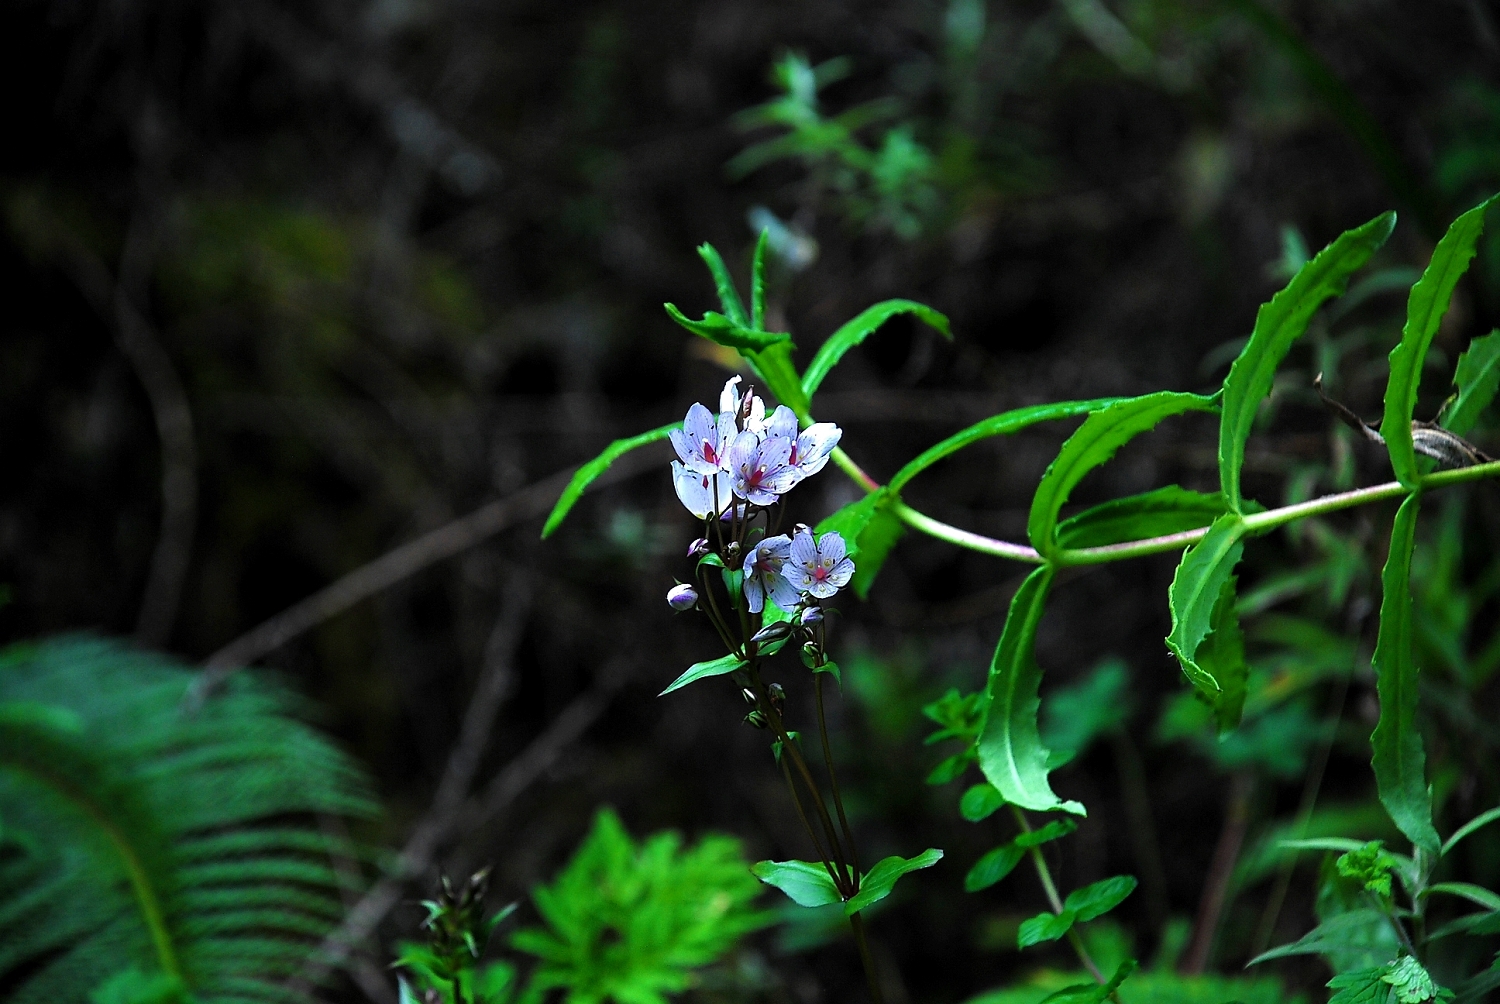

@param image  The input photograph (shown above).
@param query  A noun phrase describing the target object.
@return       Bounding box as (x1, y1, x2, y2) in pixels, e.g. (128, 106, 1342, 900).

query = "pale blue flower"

(729, 430, 800, 505)
(743, 535, 799, 613)
(666, 583, 699, 611)
(671, 461, 733, 519)
(670, 402, 735, 475)
(785, 529, 855, 599)
(764, 405, 841, 478)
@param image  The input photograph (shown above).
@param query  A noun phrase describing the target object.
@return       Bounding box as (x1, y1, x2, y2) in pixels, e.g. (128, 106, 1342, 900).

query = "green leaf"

(1196, 574, 1249, 733)
(750, 859, 842, 908)
(977, 567, 1085, 816)
(663, 303, 791, 353)
(1426, 883, 1500, 912)
(1327, 967, 1396, 1004)
(801, 300, 951, 399)
(1220, 211, 1397, 511)
(887, 398, 1119, 494)
(748, 341, 812, 418)
(1028, 392, 1217, 558)
(1382, 955, 1450, 1004)
(965, 844, 1026, 892)
(1441, 329, 1500, 437)
(1371, 494, 1441, 858)
(960, 783, 1007, 822)
(1018, 909, 1076, 948)
(750, 229, 768, 331)
(697, 242, 748, 326)
(1063, 875, 1137, 922)
(1164, 514, 1248, 696)
(542, 423, 677, 538)
(1056, 486, 1235, 550)
(814, 490, 905, 599)
(1443, 805, 1500, 856)
(1039, 959, 1139, 1004)
(1248, 910, 1392, 965)
(1015, 818, 1079, 849)
(659, 654, 747, 696)
(1384, 197, 1497, 485)
(1040, 660, 1130, 757)
(844, 848, 943, 915)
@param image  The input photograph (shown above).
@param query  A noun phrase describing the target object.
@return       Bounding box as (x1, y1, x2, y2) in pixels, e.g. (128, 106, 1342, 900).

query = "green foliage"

(658, 654, 746, 697)
(510, 809, 770, 1004)
(543, 424, 679, 538)
(1337, 841, 1399, 900)
(976, 567, 1085, 816)
(0, 636, 378, 1004)
(750, 860, 843, 909)
(801, 300, 951, 400)
(1026, 392, 1217, 559)
(1440, 329, 1500, 436)
(817, 491, 907, 599)
(1328, 958, 1454, 1004)
(1039, 659, 1130, 760)
(1038, 960, 1137, 1004)
(1055, 487, 1235, 550)
(1218, 211, 1396, 511)
(1382, 196, 1496, 485)
(841, 848, 943, 914)
(1164, 514, 1247, 707)
(1370, 495, 1441, 858)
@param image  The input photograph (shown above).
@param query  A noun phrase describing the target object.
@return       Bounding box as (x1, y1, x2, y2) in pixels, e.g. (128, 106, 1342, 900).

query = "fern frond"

(0, 636, 379, 1003)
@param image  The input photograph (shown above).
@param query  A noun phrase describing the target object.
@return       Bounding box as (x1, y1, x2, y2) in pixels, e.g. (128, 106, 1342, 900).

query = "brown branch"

(189, 444, 663, 704)
(1180, 771, 1255, 974)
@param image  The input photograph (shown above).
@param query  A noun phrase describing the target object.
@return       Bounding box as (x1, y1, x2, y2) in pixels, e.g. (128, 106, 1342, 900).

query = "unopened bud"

(687, 537, 710, 559)
(743, 709, 769, 729)
(666, 584, 698, 611)
(798, 606, 824, 627)
(793, 523, 812, 537)
(742, 688, 758, 706)
(767, 683, 786, 712)
(800, 642, 821, 669)
(724, 541, 741, 561)
(751, 621, 792, 645)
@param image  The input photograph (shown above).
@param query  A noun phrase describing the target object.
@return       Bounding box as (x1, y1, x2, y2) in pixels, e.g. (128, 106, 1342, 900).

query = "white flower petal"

(783, 563, 815, 591)
(766, 405, 799, 441)
(816, 531, 847, 564)
(766, 573, 802, 612)
(719, 376, 742, 417)
(809, 579, 840, 599)
(671, 461, 714, 518)
(744, 575, 765, 613)
(790, 528, 818, 568)
(825, 557, 856, 589)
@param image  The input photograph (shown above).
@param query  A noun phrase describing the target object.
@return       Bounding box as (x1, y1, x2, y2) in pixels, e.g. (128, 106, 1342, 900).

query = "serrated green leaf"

(1328, 967, 1396, 1004)
(750, 859, 842, 908)
(1443, 805, 1500, 856)
(1441, 329, 1500, 437)
(1384, 197, 1496, 485)
(977, 567, 1086, 816)
(1220, 211, 1396, 511)
(1039, 959, 1139, 1004)
(844, 848, 943, 915)
(542, 423, 677, 538)
(960, 783, 1007, 822)
(663, 303, 791, 352)
(1056, 486, 1234, 550)
(1028, 392, 1217, 558)
(1164, 514, 1248, 695)
(750, 229, 768, 331)
(1018, 909, 1076, 948)
(659, 654, 747, 697)
(965, 844, 1026, 892)
(1371, 494, 1441, 858)
(697, 242, 749, 326)
(1382, 955, 1449, 1004)
(1197, 575, 1248, 733)
(887, 398, 1119, 494)
(1063, 875, 1137, 922)
(801, 300, 951, 399)
(1248, 909, 1391, 965)
(1015, 818, 1078, 849)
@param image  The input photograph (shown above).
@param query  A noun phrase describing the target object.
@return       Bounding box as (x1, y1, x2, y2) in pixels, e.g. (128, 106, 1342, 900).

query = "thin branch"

(189, 445, 663, 704)
(1180, 771, 1255, 974)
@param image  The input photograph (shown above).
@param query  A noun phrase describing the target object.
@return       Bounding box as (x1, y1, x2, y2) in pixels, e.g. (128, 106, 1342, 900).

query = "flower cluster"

(669, 376, 841, 518)
(742, 527, 855, 613)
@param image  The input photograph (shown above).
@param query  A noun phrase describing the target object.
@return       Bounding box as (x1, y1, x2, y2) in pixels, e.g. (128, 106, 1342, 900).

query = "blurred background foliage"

(3, 0, 1500, 1001)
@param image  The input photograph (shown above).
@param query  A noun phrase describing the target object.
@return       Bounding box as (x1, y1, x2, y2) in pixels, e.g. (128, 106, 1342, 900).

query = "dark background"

(4, 1, 1500, 1000)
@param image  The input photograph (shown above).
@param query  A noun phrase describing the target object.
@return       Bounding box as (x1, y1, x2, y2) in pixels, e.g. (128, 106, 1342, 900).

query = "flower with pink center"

(763, 406, 841, 478)
(742, 534, 799, 613)
(728, 430, 800, 505)
(670, 402, 734, 475)
(671, 461, 733, 519)
(785, 529, 855, 599)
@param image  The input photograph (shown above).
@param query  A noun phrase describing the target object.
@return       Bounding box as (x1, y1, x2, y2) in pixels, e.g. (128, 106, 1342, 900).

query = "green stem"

(849, 911, 886, 1004)
(815, 672, 864, 877)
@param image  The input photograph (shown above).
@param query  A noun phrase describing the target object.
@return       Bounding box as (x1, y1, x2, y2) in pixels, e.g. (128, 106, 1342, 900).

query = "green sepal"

(1370, 494, 1441, 859)
(1219, 211, 1396, 511)
(1028, 392, 1218, 558)
(542, 423, 677, 538)
(844, 848, 943, 915)
(751, 859, 842, 907)
(659, 653, 747, 696)
(1383, 195, 1497, 486)
(977, 566, 1086, 816)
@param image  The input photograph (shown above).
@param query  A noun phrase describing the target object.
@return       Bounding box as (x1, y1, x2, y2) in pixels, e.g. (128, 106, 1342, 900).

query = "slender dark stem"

(695, 565, 740, 655)
(779, 749, 843, 892)
(849, 911, 886, 1004)
(816, 672, 863, 877)
(1181, 772, 1255, 974)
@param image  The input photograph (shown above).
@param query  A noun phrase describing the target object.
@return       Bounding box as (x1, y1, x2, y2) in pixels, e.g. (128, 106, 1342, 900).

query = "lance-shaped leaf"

(1441, 328, 1500, 438)
(1383, 196, 1496, 485)
(801, 300, 951, 400)
(663, 304, 791, 353)
(1056, 486, 1235, 549)
(888, 398, 1119, 494)
(1165, 514, 1247, 696)
(1064, 875, 1137, 922)
(960, 783, 1007, 822)
(1040, 960, 1138, 1004)
(750, 859, 842, 908)
(1248, 910, 1391, 965)
(697, 242, 749, 326)
(1028, 392, 1217, 559)
(1018, 910, 1076, 948)
(844, 848, 943, 915)
(965, 844, 1026, 892)
(1196, 575, 1249, 733)
(814, 490, 904, 599)
(542, 423, 677, 538)
(977, 567, 1086, 816)
(1220, 211, 1396, 511)
(1371, 493, 1441, 858)
(750, 229, 769, 331)
(659, 653, 747, 697)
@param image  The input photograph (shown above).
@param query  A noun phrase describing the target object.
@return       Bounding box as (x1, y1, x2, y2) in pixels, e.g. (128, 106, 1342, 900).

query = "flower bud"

(687, 537, 710, 559)
(666, 583, 698, 611)
(751, 620, 792, 645)
(798, 606, 824, 627)
(741, 688, 758, 706)
(724, 540, 741, 561)
(800, 642, 821, 669)
(767, 683, 786, 712)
